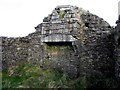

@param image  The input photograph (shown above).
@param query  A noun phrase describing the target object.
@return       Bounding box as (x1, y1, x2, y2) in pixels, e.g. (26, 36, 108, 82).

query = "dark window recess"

(45, 42, 72, 46)
(85, 22, 89, 27)
(118, 37, 120, 45)
(45, 42, 74, 51)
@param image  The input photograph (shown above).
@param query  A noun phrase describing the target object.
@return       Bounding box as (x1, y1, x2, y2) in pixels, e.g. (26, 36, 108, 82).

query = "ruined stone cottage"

(1, 5, 119, 86)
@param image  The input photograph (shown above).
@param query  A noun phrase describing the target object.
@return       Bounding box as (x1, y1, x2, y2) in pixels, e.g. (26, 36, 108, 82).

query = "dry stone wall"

(0, 5, 117, 82)
(78, 13, 115, 78)
(1, 31, 44, 71)
(114, 16, 120, 80)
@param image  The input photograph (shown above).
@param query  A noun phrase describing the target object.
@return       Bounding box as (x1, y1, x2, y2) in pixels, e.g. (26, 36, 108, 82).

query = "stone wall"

(0, 5, 117, 86)
(79, 13, 115, 78)
(1, 31, 44, 72)
(114, 15, 120, 80)
(0, 37, 1, 90)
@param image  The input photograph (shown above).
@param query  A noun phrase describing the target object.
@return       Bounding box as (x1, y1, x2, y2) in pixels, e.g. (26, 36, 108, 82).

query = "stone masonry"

(0, 5, 119, 86)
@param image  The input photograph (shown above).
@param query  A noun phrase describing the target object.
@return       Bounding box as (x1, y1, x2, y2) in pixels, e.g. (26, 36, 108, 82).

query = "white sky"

(0, 0, 119, 37)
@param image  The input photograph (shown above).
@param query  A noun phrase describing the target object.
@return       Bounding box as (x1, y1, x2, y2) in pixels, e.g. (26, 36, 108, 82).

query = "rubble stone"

(0, 5, 117, 86)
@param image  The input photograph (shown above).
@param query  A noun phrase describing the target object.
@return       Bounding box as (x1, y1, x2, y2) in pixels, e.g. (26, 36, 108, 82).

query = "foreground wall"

(1, 5, 117, 87)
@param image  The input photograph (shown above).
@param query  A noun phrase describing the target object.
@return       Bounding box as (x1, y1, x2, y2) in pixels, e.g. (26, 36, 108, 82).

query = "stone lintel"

(41, 34, 76, 42)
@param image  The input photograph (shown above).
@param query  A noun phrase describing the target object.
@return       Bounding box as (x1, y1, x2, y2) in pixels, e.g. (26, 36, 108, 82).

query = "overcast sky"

(0, 0, 119, 37)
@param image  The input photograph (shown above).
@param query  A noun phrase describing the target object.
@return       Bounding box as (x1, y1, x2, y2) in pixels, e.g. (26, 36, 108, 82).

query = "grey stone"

(1, 5, 117, 84)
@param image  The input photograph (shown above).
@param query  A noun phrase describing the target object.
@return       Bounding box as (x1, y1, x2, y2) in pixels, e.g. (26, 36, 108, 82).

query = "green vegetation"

(59, 10, 66, 19)
(2, 62, 119, 89)
(2, 63, 85, 89)
(0, 71, 2, 90)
